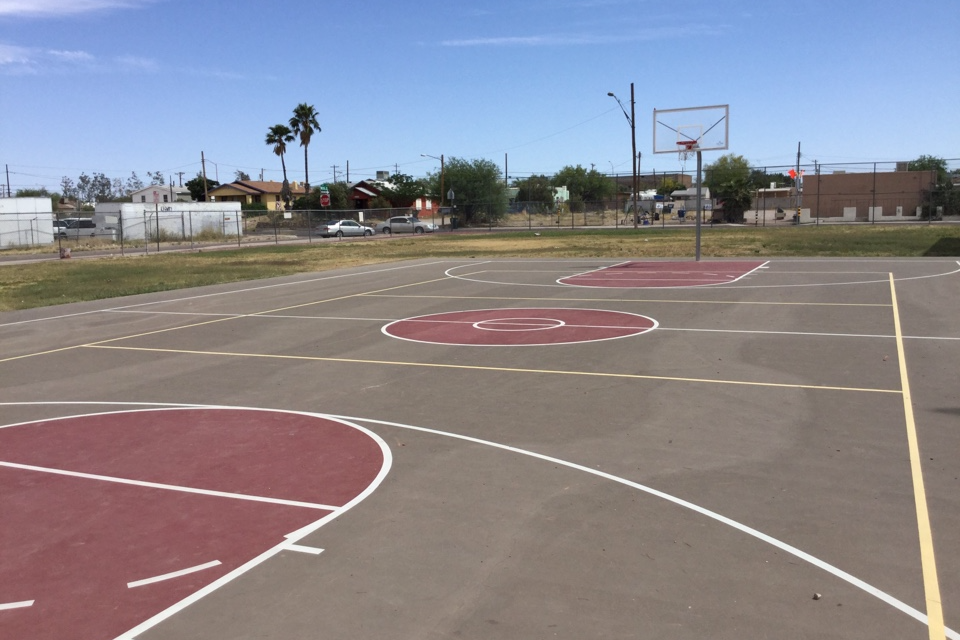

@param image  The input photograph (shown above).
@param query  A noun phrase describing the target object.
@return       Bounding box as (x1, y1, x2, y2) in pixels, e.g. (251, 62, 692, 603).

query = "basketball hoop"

(676, 140, 699, 173)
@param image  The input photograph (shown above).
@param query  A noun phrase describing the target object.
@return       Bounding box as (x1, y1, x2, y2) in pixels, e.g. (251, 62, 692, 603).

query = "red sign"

(320, 193, 330, 207)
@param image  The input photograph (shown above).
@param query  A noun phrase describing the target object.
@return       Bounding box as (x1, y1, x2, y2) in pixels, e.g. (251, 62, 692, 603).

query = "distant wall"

(0, 197, 56, 246)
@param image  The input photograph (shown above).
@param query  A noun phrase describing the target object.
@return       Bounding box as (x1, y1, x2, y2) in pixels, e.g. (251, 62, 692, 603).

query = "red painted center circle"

(382, 308, 656, 346)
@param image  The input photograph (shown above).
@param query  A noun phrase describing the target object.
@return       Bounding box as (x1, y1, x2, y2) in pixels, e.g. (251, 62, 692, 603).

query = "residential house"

(207, 180, 307, 210)
(348, 180, 440, 213)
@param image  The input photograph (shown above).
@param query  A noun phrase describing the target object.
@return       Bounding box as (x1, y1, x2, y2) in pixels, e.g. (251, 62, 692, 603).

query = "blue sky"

(1, 0, 957, 193)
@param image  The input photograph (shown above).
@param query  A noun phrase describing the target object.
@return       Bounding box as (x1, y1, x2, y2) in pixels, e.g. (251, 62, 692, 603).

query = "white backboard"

(653, 105, 729, 154)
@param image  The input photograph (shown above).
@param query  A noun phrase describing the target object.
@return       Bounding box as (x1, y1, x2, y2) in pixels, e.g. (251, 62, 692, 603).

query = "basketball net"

(677, 141, 698, 174)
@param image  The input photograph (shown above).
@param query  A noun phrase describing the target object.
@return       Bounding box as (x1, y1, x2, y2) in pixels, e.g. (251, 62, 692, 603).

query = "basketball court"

(1, 257, 958, 640)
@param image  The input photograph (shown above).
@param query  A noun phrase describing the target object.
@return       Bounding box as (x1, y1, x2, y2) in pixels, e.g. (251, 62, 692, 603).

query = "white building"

(0, 197, 56, 246)
(129, 185, 193, 204)
(94, 202, 243, 241)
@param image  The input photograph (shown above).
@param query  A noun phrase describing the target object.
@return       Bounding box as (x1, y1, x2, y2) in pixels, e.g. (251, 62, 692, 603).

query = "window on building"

(163, 195, 168, 202)
(254, 195, 262, 203)
(140, 196, 146, 202)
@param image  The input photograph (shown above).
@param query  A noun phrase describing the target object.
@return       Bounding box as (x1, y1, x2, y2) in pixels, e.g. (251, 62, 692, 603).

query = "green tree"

(441, 157, 508, 225)
(76, 173, 91, 204)
(146, 171, 165, 186)
(909, 155, 956, 217)
(552, 165, 615, 203)
(125, 172, 144, 194)
(265, 123, 295, 209)
(234, 170, 251, 181)
(60, 176, 76, 200)
(289, 103, 321, 195)
(328, 182, 349, 210)
(15, 188, 50, 197)
(516, 174, 555, 206)
(704, 154, 753, 223)
(90, 173, 115, 202)
(704, 154, 751, 190)
(714, 177, 754, 223)
(379, 173, 427, 207)
(656, 177, 685, 197)
(185, 172, 220, 201)
(748, 168, 791, 190)
(908, 155, 949, 185)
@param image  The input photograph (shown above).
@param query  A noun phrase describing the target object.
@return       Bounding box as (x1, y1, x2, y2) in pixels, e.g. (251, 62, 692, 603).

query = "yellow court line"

(0, 345, 87, 364)
(84, 343, 901, 395)
(363, 293, 891, 308)
(889, 274, 945, 640)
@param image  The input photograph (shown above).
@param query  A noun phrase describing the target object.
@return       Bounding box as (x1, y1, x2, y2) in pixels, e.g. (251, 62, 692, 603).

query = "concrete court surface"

(1, 257, 958, 640)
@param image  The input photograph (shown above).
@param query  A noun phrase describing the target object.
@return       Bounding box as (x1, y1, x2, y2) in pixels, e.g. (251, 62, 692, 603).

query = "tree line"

(15, 148, 953, 224)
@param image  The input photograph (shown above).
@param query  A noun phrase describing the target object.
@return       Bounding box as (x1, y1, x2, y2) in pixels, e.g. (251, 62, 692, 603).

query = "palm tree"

(289, 103, 321, 195)
(265, 123, 294, 207)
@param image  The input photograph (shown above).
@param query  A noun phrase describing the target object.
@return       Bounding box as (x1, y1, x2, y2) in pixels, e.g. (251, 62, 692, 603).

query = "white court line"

(332, 413, 960, 640)
(113, 408, 393, 640)
(558, 260, 770, 288)
(284, 544, 325, 555)
(382, 308, 658, 347)
(0, 461, 338, 511)
(0, 260, 450, 328)
(94, 312, 960, 341)
(0, 600, 34, 611)
(3, 403, 954, 638)
(128, 561, 222, 589)
(443, 260, 960, 290)
(659, 327, 960, 341)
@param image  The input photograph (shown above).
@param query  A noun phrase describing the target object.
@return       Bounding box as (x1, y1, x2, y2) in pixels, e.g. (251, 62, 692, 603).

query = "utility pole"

(5, 164, 10, 197)
(201, 151, 209, 202)
(346, 160, 349, 183)
(176, 171, 185, 187)
(795, 141, 802, 223)
(630, 82, 638, 229)
(331, 165, 339, 183)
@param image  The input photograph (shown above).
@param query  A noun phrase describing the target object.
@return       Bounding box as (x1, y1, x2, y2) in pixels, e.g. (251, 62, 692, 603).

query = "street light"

(421, 153, 445, 227)
(608, 84, 638, 229)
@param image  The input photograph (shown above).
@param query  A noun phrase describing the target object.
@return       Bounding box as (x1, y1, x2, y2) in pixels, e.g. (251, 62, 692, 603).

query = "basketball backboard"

(652, 104, 729, 154)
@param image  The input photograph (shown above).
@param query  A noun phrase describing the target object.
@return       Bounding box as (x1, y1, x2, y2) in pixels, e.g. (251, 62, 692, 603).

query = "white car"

(316, 219, 375, 238)
(378, 216, 438, 235)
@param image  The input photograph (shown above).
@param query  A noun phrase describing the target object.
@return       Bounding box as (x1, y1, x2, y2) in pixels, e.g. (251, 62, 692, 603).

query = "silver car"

(317, 219, 375, 238)
(378, 216, 438, 235)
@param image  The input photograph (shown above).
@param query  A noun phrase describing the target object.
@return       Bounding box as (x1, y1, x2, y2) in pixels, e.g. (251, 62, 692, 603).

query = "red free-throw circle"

(382, 308, 656, 346)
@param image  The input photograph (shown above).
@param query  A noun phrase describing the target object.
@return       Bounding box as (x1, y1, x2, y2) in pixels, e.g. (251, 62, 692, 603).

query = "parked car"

(316, 219, 375, 238)
(52, 220, 68, 237)
(61, 217, 97, 237)
(377, 216, 438, 235)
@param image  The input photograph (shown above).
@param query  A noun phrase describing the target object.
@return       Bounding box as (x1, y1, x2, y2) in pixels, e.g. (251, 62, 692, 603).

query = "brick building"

(798, 169, 936, 222)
